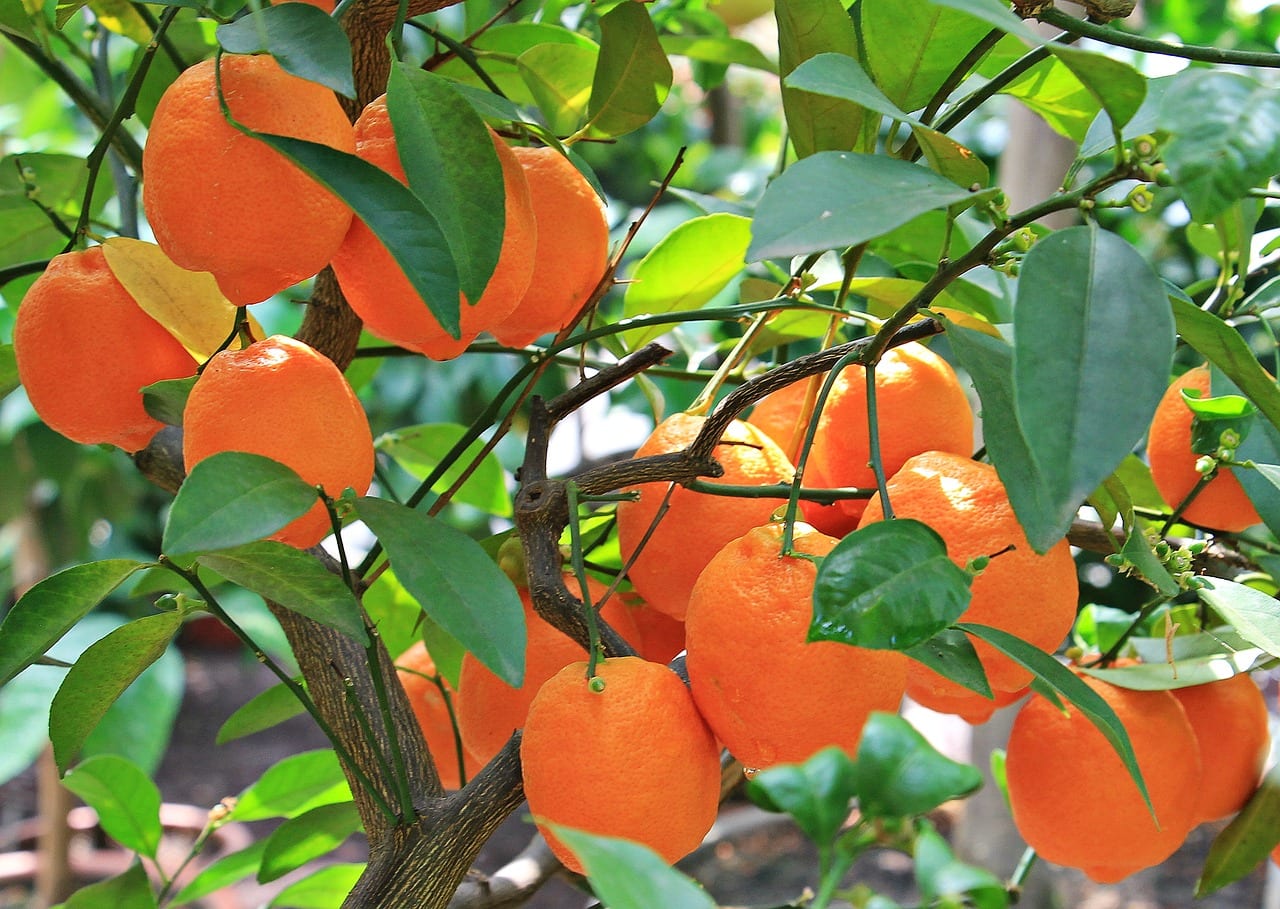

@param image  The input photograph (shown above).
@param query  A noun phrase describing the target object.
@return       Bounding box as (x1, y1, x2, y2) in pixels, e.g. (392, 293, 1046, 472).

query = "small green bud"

(588, 676, 607, 693)
(1195, 455, 1217, 475)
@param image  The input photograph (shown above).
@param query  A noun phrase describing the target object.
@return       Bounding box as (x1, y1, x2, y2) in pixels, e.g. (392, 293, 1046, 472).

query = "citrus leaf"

(1197, 762, 1280, 896)
(140, 375, 197, 426)
(776, 0, 869, 158)
(582, 1, 672, 139)
(51, 862, 156, 909)
(1050, 45, 1146, 132)
(217, 681, 307, 745)
(196, 542, 368, 645)
(258, 802, 363, 883)
(216, 4, 354, 99)
(268, 863, 364, 908)
(171, 841, 268, 907)
(356, 497, 525, 686)
(61, 755, 163, 859)
(811, 519, 972, 650)
(1013, 225, 1175, 552)
(914, 822, 1007, 909)
(660, 34, 776, 74)
(0, 559, 146, 687)
(227, 750, 351, 822)
(1078, 649, 1266, 691)
(745, 746, 859, 844)
(1119, 524, 1180, 597)
(49, 611, 183, 772)
(547, 826, 717, 909)
(1196, 579, 1280, 658)
(376, 423, 511, 517)
(904, 628, 991, 698)
(82, 638, 184, 776)
(852, 712, 983, 819)
(1171, 297, 1280, 430)
(163, 452, 318, 556)
(783, 52, 916, 128)
(518, 44, 597, 135)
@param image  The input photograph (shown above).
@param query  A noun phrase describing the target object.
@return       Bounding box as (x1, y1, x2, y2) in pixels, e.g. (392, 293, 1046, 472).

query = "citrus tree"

(3, 0, 1280, 906)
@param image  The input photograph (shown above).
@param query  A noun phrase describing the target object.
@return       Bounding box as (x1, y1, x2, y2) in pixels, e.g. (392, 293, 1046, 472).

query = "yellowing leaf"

(101, 238, 261, 359)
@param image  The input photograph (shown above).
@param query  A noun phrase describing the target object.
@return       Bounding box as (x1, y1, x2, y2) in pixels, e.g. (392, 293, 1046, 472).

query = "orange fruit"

(520, 656, 721, 873)
(394, 641, 480, 789)
(685, 521, 908, 769)
(330, 96, 537, 360)
(910, 685, 1028, 726)
(616, 591, 687, 664)
(182, 334, 374, 548)
(1006, 672, 1201, 882)
(142, 54, 355, 305)
(13, 246, 198, 452)
(858, 451, 1078, 718)
(1171, 672, 1269, 823)
(615, 412, 795, 620)
(1147, 365, 1262, 533)
(455, 574, 639, 765)
(489, 147, 609, 348)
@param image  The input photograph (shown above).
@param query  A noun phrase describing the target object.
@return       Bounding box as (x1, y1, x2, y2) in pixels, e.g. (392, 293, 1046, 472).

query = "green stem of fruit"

(566, 481, 603, 680)
(1160, 471, 1216, 536)
(687, 479, 873, 502)
(1008, 845, 1039, 896)
(1083, 591, 1172, 668)
(865, 360, 894, 521)
(1037, 6, 1280, 68)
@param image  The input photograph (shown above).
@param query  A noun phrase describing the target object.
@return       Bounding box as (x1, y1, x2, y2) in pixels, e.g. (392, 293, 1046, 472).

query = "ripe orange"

(181, 334, 374, 548)
(858, 450, 1078, 719)
(684, 521, 908, 769)
(1171, 672, 1269, 823)
(142, 54, 355, 305)
(1147, 365, 1262, 533)
(615, 412, 795, 620)
(455, 574, 640, 765)
(330, 95, 536, 360)
(13, 246, 198, 452)
(1006, 672, 1201, 882)
(520, 656, 721, 873)
(488, 147, 609, 348)
(616, 591, 687, 664)
(394, 641, 480, 789)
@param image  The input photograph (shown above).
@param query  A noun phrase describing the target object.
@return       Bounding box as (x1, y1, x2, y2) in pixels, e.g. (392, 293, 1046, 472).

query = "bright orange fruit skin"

(330, 95, 537, 360)
(858, 451, 1078, 717)
(615, 412, 795, 620)
(142, 54, 355, 305)
(1171, 672, 1269, 823)
(1147, 366, 1262, 533)
(520, 656, 721, 874)
(489, 147, 609, 348)
(181, 334, 374, 548)
(1006, 673, 1201, 883)
(13, 246, 198, 452)
(685, 522, 908, 769)
(394, 641, 481, 790)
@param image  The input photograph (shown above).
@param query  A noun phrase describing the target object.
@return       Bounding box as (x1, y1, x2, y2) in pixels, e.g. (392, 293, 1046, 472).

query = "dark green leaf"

(1161, 70, 1280, 222)
(0, 559, 146, 687)
(163, 452, 318, 556)
(775, 0, 867, 158)
(1172, 297, 1280, 430)
(172, 841, 268, 906)
(217, 681, 307, 745)
(0, 0, 39, 41)
(386, 65, 504, 306)
(61, 755, 163, 859)
(548, 826, 717, 909)
(583, 2, 673, 139)
(376, 423, 511, 517)
(1013, 225, 1175, 552)
(83, 639, 184, 776)
(904, 628, 991, 698)
(197, 542, 368, 645)
(140, 375, 196, 425)
(258, 802, 363, 883)
(748, 152, 988, 261)
(852, 712, 982, 818)
(1197, 762, 1280, 896)
(268, 863, 364, 908)
(215, 5, 354, 99)
(959, 623, 1150, 811)
(49, 611, 183, 772)
(745, 746, 859, 844)
(227, 750, 352, 822)
(1197, 579, 1280, 658)
(356, 497, 525, 686)
(52, 862, 156, 909)
(811, 519, 972, 650)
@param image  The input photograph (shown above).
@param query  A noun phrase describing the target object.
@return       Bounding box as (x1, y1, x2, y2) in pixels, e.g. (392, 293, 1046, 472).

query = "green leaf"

(1209, 369, 1280, 538)
(49, 611, 183, 772)
(227, 750, 352, 822)
(1183, 387, 1256, 455)
(745, 746, 859, 844)
(852, 712, 983, 818)
(1197, 762, 1280, 896)
(1197, 579, 1280, 658)
(518, 44, 597, 135)
(52, 862, 156, 909)
(386, 65, 504, 307)
(215, 5, 354, 99)
(1050, 45, 1146, 133)
(810, 519, 972, 650)
(61, 755, 163, 859)
(911, 126, 989, 189)
(140, 375, 197, 425)
(0, 559, 146, 687)
(258, 801, 363, 883)
(163, 452, 318, 556)
(581, 2, 672, 139)
(356, 497, 525, 686)
(1119, 525, 1180, 597)
(660, 35, 776, 74)
(959, 623, 1150, 812)
(250, 133, 460, 339)
(784, 52, 914, 125)
(748, 152, 988, 261)
(171, 841, 268, 907)
(914, 822, 1008, 909)
(1161, 70, 1280, 222)
(268, 863, 365, 908)
(775, 0, 867, 158)
(622, 213, 752, 350)
(197, 542, 368, 645)
(547, 826, 717, 909)
(376, 423, 511, 517)
(1078, 649, 1266, 691)
(217, 681, 307, 745)
(0, 0, 39, 41)
(81, 634, 183, 775)
(1013, 225, 1175, 552)
(903, 628, 991, 698)
(0, 343, 16, 399)
(1171, 297, 1280, 431)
